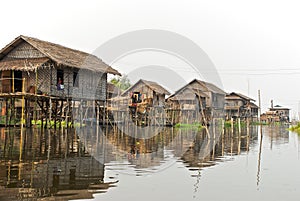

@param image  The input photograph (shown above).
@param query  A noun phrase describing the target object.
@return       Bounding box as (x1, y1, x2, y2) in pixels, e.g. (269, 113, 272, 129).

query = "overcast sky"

(1, 0, 300, 117)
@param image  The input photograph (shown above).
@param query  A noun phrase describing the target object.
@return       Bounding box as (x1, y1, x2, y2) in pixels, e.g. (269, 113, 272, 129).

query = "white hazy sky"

(1, 0, 300, 117)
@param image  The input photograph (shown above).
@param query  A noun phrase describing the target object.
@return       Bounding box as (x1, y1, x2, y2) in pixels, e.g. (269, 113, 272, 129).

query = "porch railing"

(0, 78, 26, 94)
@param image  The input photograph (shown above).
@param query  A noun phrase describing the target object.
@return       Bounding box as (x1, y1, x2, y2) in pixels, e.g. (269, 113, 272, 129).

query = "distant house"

(121, 79, 170, 107)
(166, 79, 226, 122)
(261, 104, 290, 123)
(107, 83, 122, 100)
(225, 92, 258, 121)
(0, 35, 120, 100)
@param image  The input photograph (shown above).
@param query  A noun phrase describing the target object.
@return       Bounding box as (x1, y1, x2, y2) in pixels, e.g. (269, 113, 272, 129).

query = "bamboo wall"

(1, 41, 108, 101)
(2, 41, 45, 60)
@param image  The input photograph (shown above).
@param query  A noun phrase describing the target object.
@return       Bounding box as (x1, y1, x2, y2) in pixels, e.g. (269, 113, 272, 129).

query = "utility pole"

(258, 90, 261, 123)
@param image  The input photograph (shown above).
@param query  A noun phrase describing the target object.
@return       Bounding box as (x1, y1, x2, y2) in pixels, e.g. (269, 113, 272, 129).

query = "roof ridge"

(20, 35, 91, 56)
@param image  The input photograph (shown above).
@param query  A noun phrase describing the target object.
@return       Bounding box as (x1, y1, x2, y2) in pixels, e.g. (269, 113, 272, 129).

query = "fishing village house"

(224, 92, 259, 122)
(166, 79, 226, 125)
(0, 35, 120, 127)
(110, 79, 170, 125)
(260, 102, 290, 123)
(121, 79, 170, 107)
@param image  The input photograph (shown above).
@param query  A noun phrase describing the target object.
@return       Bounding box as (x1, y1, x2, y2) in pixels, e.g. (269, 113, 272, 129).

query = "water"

(0, 125, 299, 201)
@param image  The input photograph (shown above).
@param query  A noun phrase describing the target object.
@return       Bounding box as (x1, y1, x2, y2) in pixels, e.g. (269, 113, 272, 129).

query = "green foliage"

(289, 122, 300, 134)
(175, 123, 203, 130)
(31, 120, 84, 128)
(224, 120, 247, 128)
(110, 74, 131, 91)
(251, 121, 269, 126)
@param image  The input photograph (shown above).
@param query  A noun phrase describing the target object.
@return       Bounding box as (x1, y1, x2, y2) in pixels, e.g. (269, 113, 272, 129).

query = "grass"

(251, 121, 269, 126)
(174, 123, 203, 130)
(289, 123, 300, 134)
(224, 121, 247, 128)
(31, 120, 84, 128)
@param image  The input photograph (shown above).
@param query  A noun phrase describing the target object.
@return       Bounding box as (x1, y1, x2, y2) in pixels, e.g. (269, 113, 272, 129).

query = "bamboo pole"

(20, 78, 25, 130)
(49, 98, 52, 128)
(197, 91, 210, 138)
(258, 90, 261, 123)
(33, 69, 38, 127)
(12, 71, 14, 93)
(5, 99, 8, 127)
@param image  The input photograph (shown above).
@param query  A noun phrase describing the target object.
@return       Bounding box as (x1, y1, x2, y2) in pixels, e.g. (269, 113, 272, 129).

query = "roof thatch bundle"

(0, 35, 120, 75)
(122, 79, 170, 96)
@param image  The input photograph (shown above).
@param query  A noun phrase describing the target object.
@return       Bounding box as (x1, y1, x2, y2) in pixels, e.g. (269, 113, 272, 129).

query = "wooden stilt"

(49, 98, 52, 128)
(80, 99, 83, 128)
(54, 99, 57, 129)
(41, 100, 44, 128)
(59, 99, 63, 129)
(5, 99, 8, 127)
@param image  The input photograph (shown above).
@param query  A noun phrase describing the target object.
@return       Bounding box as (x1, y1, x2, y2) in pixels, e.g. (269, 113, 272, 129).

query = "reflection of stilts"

(257, 126, 263, 188)
(193, 165, 202, 199)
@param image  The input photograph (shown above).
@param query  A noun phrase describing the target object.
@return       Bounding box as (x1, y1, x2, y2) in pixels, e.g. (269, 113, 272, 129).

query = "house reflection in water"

(0, 128, 117, 201)
(79, 124, 260, 176)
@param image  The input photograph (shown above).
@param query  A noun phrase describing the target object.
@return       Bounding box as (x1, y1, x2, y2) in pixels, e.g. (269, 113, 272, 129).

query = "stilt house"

(225, 92, 258, 121)
(0, 35, 120, 126)
(0, 35, 120, 100)
(166, 79, 226, 123)
(121, 79, 170, 107)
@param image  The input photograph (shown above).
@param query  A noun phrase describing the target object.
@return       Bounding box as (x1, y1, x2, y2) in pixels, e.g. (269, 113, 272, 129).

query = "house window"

(131, 92, 142, 103)
(57, 69, 64, 90)
(73, 71, 79, 87)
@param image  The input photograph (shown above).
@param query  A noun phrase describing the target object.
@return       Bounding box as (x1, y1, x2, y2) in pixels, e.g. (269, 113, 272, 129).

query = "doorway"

(14, 71, 23, 92)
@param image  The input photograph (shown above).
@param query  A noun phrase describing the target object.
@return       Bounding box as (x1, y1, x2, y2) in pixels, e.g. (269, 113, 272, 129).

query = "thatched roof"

(0, 58, 50, 71)
(170, 79, 226, 99)
(121, 79, 170, 96)
(107, 83, 122, 95)
(249, 102, 259, 109)
(226, 92, 255, 101)
(167, 87, 208, 101)
(0, 35, 120, 75)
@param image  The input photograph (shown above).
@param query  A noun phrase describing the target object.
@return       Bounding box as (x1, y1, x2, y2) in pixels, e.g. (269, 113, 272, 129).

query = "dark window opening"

(57, 69, 64, 90)
(14, 71, 23, 92)
(131, 92, 142, 104)
(73, 71, 79, 87)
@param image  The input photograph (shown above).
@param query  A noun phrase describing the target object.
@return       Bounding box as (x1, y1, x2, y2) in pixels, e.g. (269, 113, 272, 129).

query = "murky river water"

(0, 125, 299, 201)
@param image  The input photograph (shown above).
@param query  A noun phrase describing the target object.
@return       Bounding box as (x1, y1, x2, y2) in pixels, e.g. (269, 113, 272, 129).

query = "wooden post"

(41, 100, 44, 128)
(59, 99, 63, 128)
(33, 68, 38, 128)
(258, 90, 261, 123)
(45, 99, 48, 128)
(12, 71, 14, 93)
(20, 78, 25, 130)
(80, 99, 83, 128)
(8, 98, 13, 126)
(49, 98, 52, 128)
(54, 99, 57, 129)
(5, 99, 8, 127)
(66, 99, 70, 128)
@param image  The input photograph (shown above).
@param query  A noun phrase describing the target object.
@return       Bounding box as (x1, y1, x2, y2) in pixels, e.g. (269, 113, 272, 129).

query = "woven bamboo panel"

(3, 41, 45, 60)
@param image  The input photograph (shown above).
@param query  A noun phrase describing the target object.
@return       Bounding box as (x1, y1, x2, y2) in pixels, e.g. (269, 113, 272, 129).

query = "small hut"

(225, 92, 258, 121)
(166, 79, 226, 123)
(0, 35, 120, 126)
(110, 79, 170, 126)
(121, 79, 170, 107)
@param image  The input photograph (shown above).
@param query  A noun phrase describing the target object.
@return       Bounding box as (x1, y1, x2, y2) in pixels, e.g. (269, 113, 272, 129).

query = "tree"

(110, 74, 131, 91)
